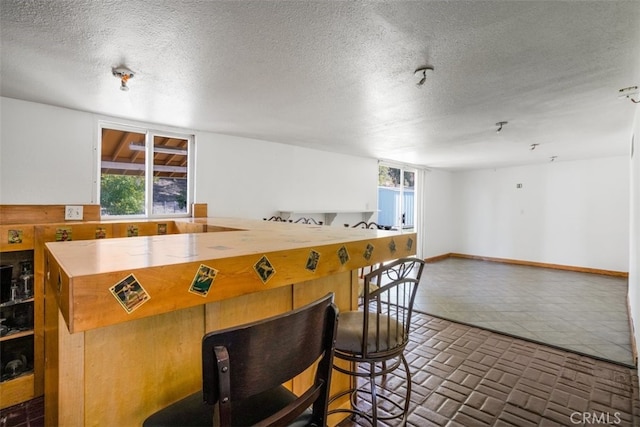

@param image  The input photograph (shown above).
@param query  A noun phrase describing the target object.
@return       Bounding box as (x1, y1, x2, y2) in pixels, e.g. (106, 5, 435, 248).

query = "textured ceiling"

(1, 1, 639, 170)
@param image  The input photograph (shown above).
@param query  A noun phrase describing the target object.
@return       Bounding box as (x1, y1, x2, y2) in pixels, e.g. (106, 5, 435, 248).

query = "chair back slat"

(202, 293, 338, 426)
(362, 257, 425, 358)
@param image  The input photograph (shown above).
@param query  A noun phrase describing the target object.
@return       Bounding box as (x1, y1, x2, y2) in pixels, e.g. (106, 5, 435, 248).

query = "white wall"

(421, 169, 455, 258)
(628, 103, 640, 364)
(0, 97, 378, 226)
(0, 97, 96, 204)
(452, 157, 630, 272)
(195, 131, 378, 221)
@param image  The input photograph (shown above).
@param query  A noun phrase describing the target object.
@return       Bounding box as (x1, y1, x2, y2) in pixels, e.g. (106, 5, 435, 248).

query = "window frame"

(377, 161, 417, 232)
(96, 120, 195, 219)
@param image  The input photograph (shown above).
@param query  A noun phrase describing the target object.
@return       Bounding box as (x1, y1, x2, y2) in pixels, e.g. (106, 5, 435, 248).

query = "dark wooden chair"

(143, 293, 339, 427)
(328, 258, 425, 426)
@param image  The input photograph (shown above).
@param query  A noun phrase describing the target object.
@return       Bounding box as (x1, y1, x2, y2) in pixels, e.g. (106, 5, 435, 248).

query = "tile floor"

(413, 258, 633, 366)
(2, 314, 638, 427)
(338, 313, 640, 426)
(1, 259, 635, 426)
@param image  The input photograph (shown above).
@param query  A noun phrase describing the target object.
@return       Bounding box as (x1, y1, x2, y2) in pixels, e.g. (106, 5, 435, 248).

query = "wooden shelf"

(0, 373, 35, 408)
(0, 329, 34, 342)
(0, 298, 34, 308)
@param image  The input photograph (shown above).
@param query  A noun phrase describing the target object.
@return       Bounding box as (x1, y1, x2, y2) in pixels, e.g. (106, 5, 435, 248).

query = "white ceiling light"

(414, 66, 434, 86)
(112, 66, 135, 91)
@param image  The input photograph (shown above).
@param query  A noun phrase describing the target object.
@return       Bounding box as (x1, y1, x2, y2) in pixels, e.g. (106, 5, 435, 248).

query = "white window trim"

(95, 119, 196, 219)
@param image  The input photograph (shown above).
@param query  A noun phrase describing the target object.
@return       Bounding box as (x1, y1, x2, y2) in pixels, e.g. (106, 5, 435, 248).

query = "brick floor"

(338, 312, 640, 426)
(0, 396, 43, 427)
(2, 312, 638, 426)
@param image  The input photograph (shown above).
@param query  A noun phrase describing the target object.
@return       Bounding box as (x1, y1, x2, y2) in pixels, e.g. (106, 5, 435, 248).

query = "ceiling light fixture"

(414, 66, 434, 86)
(112, 66, 135, 91)
(495, 121, 508, 133)
(618, 86, 639, 104)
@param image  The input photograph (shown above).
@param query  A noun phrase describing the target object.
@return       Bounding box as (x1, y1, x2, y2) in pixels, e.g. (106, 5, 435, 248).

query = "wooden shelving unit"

(0, 227, 36, 408)
(0, 204, 202, 409)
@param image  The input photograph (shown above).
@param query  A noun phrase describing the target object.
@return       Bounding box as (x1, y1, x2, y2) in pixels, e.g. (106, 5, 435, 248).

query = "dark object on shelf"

(263, 215, 288, 222)
(1, 264, 13, 304)
(19, 260, 34, 299)
(351, 221, 385, 229)
(4, 354, 27, 376)
(1, 337, 33, 382)
(294, 217, 322, 225)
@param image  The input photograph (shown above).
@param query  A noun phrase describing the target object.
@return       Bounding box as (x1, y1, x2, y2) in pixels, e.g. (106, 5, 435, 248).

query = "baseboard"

(423, 253, 629, 278)
(423, 253, 451, 263)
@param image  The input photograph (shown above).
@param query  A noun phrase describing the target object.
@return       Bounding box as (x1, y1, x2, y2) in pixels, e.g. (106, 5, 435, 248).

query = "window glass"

(152, 135, 189, 215)
(378, 164, 416, 230)
(100, 129, 146, 216)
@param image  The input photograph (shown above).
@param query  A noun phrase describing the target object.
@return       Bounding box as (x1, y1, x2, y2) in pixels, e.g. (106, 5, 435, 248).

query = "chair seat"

(143, 385, 314, 427)
(335, 311, 405, 354)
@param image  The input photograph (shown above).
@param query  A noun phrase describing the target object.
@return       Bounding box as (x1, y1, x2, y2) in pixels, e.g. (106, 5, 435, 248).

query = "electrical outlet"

(65, 205, 83, 220)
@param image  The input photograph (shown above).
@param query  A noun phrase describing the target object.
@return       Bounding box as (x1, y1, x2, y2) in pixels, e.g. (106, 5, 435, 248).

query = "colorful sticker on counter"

(388, 239, 397, 254)
(306, 250, 320, 272)
(56, 227, 72, 241)
(95, 227, 107, 239)
(127, 225, 139, 237)
(189, 264, 218, 297)
(157, 223, 167, 235)
(8, 229, 22, 244)
(254, 255, 276, 284)
(337, 245, 350, 265)
(110, 274, 150, 314)
(406, 237, 414, 251)
(363, 243, 374, 261)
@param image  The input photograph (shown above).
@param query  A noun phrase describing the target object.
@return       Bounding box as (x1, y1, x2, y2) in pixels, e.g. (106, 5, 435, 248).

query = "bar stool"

(328, 258, 425, 426)
(143, 293, 338, 427)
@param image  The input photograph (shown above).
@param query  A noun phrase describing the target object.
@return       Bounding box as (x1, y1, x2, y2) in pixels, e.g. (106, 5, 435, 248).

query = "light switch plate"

(65, 205, 83, 220)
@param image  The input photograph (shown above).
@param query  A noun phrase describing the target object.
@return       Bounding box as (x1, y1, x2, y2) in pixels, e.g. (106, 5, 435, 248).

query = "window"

(378, 163, 416, 230)
(99, 123, 194, 218)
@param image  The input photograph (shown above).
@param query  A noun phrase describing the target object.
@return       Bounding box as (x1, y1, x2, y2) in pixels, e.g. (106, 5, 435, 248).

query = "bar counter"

(43, 217, 417, 426)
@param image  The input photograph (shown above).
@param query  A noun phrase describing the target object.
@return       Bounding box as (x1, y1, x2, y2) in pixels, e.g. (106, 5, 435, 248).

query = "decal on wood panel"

(254, 255, 276, 284)
(337, 245, 350, 265)
(8, 229, 22, 244)
(110, 274, 150, 313)
(306, 250, 320, 272)
(189, 264, 218, 297)
(363, 243, 374, 261)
